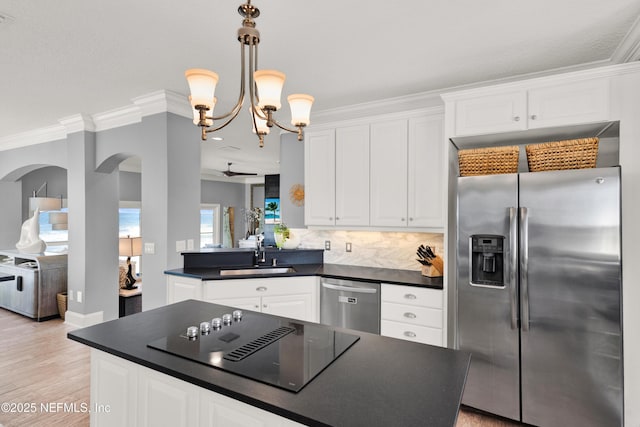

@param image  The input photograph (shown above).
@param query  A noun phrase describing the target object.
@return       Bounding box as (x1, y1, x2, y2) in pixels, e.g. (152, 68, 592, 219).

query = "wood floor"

(0, 308, 519, 427)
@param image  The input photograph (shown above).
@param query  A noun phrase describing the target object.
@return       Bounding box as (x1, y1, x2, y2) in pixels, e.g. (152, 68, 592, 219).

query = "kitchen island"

(68, 299, 469, 427)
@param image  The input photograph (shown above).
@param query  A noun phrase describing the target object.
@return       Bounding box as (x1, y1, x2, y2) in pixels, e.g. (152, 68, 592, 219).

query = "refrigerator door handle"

(519, 207, 530, 331)
(508, 207, 518, 330)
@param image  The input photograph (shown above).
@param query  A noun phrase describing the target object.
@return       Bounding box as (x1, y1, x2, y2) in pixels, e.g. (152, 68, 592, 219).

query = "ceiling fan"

(222, 162, 257, 177)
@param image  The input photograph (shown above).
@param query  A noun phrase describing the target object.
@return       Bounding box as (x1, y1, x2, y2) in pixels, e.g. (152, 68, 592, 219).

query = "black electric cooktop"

(147, 308, 359, 392)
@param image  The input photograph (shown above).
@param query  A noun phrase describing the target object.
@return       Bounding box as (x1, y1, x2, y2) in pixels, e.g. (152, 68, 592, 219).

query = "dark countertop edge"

(164, 264, 443, 290)
(67, 332, 330, 426)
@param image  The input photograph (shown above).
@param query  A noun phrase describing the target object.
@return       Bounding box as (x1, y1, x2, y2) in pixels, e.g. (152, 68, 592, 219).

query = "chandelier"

(185, 1, 314, 147)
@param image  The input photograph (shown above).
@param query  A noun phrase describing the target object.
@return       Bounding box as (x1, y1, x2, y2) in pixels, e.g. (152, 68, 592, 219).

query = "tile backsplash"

(292, 229, 443, 271)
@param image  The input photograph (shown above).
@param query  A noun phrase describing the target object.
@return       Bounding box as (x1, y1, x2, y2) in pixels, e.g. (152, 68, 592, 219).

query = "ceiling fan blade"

(223, 162, 257, 176)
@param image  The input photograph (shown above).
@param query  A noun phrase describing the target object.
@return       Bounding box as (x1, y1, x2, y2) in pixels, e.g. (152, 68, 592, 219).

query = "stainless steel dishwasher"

(320, 278, 380, 334)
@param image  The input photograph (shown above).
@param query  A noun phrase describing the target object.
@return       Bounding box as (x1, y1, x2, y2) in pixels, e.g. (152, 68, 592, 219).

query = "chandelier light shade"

(184, 0, 314, 147)
(252, 111, 270, 135)
(254, 70, 285, 110)
(288, 94, 315, 126)
(185, 69, 219, 109)
(190, 96, 215, 126)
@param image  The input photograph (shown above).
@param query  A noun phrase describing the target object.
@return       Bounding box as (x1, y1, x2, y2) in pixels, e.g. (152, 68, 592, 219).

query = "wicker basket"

(57, 292, 67, 320)
(458, 145, 520, 176)
(526, 137, 598, 172)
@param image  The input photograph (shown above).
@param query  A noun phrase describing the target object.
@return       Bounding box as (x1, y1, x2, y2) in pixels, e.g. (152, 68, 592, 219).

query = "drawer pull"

(404, 331, 417, 338)
(254, 305, 259, 309)
(404, 312, 417, 319)
(256, 286, 267, 292)
(404, 293, 417, 300)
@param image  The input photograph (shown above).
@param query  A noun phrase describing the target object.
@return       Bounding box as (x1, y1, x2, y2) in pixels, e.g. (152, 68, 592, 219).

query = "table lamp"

(119, 236, 142, 289)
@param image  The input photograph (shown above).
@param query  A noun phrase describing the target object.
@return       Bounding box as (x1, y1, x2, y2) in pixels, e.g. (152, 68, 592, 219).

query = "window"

(119, 201, 141, 238)
(38, 208, 69, 252)
(200, 203, 221, 248)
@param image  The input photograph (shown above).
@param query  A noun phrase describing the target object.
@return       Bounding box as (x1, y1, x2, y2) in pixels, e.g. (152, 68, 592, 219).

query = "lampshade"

(254, 70, 285, 110)
(29, 197, 62, 214)
(119, 236, 143, 257)
(185, 68, 219, 108)
(251, 109, 270, 135)
(48, 212, 68, 231)
(288, 94, 314, 126)
(190, 96, 215, 125)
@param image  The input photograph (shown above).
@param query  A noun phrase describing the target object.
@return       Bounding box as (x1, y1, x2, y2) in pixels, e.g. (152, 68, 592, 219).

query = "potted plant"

(273, 223, 289, 249)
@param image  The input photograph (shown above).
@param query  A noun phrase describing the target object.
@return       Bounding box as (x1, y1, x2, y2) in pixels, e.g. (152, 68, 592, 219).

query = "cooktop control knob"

(211, 318, 222, 330)
(200, 321, 211, 335)
(186, 326, 199, 339)
(232, 310, 243, 320)
(222, 313, 233, 325)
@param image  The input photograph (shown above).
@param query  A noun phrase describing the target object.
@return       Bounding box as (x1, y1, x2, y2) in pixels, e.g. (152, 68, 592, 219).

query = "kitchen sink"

(219, 267, 296, 276)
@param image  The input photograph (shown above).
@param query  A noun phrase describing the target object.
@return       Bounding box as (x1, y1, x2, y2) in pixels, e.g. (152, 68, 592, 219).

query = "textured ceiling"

(1, 0, 639, 177)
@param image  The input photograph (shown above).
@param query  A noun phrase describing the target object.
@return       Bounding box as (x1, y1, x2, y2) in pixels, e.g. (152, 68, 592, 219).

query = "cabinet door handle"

(530, 114, 537, 120)
(404, 312, 417, 319)
(329, 217, 333, 221)
(514, 116, 520, 122)
(256, 286, 267, 292)
(401, 218, 406, 222)
(404, 331, 417, 338)
(254, 305, 259, 309)
(263, 304, 267, 308)
(336, 217, 340, 220)
(404, 293, 417, 300)
(409, 217, 413, 221)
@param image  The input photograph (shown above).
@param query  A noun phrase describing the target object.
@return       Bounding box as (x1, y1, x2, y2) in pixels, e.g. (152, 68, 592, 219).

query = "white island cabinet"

(91, 349, 304, 427)
(166, 275, 319, 323)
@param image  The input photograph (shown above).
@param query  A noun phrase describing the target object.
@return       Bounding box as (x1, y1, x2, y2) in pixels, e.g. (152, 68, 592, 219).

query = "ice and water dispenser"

(470, 235, 504, 286)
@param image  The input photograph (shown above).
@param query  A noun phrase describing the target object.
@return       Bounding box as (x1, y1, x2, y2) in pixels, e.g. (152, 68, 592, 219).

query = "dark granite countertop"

(165, 263, 443, 289)
(68, 299, 469, 427)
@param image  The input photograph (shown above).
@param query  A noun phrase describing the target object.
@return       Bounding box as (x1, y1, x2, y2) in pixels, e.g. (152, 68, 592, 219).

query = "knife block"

(421, 256, 444, 277)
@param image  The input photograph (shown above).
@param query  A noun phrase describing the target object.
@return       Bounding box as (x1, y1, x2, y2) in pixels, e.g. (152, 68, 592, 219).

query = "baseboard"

(64, 310, 104, 329)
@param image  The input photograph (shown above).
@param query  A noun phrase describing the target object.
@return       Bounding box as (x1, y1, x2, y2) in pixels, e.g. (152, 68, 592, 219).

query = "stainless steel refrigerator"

(457, 166, 622, 427)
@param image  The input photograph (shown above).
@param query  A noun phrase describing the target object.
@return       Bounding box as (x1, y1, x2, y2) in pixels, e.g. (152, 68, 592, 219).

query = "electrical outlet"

(346, 242, 352, 252)
(187, 239, 195, 250)
(69, 291, 74, 301)
(324, 240, 331, 250)
(176, 240, 186, 253)
(145, 242, 155, 254)
(77, 291, 82, 303)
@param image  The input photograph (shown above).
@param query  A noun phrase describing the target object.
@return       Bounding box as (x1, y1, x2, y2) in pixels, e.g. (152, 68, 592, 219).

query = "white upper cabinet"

(304, 129, 336, 226)
(305, 126, 370, 227)
(305, 110, 445, 230)
(370, 120, 409, 227)
(526, 79, 610, 129)
(449, 78, 610, 137)
(407, 115, 444, 228)
(454, 91, 527, 136)
(335, 125, 370, 226)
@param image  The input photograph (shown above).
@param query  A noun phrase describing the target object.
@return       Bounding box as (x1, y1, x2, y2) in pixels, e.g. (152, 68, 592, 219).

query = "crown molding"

(0, 90, 191, 151)
(611, 14, 640, 63)
(59, 113, 96, 133)
(0, 125, 67, 151)
(440, 62, 640, 102)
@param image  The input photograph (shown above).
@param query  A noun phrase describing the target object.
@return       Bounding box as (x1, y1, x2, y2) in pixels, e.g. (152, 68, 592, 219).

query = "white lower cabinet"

(90, 349, 303, 427)
(166, 275, 319, 323)
(166, 275, 203, 303)
(380, 283, 443, 347)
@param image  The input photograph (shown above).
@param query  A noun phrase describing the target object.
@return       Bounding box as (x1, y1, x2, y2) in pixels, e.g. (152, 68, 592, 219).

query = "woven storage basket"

(458, 145, 520, 176)
(526, 137, 598, 172)
(57, 292, 67, 320)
